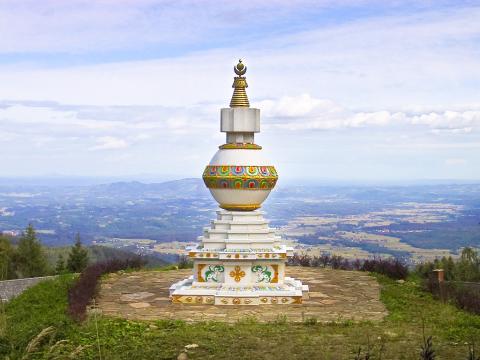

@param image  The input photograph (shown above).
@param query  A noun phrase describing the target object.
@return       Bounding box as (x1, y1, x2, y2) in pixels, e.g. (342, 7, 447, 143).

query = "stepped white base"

(170, 276, 309, 306)
(170, 209, 310, 305)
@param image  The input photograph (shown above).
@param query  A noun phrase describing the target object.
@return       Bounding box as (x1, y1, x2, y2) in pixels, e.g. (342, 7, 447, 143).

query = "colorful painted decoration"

(203, 165, 278, 190)
(251, 265, 273, 283)
(204, 265, 224, 282)
(197, 264, 225, 282)
(229, 266, 246, 282)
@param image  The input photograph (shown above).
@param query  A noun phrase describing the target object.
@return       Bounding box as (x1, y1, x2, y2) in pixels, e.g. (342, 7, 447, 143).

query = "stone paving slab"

(96, 267, 387, 323)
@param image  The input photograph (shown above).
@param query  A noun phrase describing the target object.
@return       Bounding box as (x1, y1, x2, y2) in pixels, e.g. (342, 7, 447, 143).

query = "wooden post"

(433, 269, 445, 301)
(433, 269, 444, 283)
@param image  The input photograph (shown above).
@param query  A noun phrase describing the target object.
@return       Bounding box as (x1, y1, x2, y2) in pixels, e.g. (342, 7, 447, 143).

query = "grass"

(2, 274, 77, 358)
(2, 271, 480, 359)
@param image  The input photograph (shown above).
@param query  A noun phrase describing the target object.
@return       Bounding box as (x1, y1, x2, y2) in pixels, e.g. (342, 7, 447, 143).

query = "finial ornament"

(230, 59, 250, 107)
(234, 59, 247, 76)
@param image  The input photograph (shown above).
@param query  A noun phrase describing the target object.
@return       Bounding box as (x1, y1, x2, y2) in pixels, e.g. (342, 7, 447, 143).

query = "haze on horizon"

(1, 1, 479, 182)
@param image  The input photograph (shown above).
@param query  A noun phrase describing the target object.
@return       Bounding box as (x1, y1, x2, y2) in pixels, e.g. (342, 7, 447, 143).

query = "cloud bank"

(0, 1, 479, 180)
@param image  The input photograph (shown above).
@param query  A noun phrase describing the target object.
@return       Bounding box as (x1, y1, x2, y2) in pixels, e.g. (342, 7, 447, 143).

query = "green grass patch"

(3, 273, 480, 359)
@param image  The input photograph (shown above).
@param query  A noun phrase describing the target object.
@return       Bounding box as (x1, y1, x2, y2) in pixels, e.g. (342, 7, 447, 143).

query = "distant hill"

(89, 178, 209, 199)
(1, 179, 479, 260)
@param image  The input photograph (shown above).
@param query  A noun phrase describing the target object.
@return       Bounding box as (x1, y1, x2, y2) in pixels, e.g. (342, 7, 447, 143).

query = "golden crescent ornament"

(234, 59, 247, 76)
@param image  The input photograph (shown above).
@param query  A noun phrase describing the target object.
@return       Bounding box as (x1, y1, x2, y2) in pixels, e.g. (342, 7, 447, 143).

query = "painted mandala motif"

(203, 165, 278, 190)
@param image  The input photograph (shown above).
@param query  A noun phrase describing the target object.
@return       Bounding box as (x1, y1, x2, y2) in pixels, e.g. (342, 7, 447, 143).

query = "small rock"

(128, 302, 151, 309)
(185, 344, 199, 350)
(120, 292, 155, 302)
(149, 324, 158, 330)
(384, 330, 397, 338)
(396, 279, 405, 284)
(177, 352, 188, 360)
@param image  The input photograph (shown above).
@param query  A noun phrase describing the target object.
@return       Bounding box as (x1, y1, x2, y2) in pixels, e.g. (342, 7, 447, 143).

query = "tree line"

(0, 224, 89, 280)
(416, 247, 480, 282)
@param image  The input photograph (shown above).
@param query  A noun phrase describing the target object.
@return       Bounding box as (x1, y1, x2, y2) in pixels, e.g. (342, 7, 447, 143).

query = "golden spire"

(230, 59, 250, 107)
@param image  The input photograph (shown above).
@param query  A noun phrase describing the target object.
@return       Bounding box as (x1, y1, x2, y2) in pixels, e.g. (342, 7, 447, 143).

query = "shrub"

(361, 258, 408, 280)
(288, 254, 311, 267)
(424, 273, 480, 315)
(177, 255, 193, 269)
(330, 255, 346, 270)
(288, 253, 409, 280)
(67, 257, 145, 321)
(453, 284, 480, 314)
(420, 335, 436, 360)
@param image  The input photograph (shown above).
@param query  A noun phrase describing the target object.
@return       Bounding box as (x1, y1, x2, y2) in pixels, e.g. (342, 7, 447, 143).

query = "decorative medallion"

(229, 266, 246, 282)
(202, 165, 278, 190)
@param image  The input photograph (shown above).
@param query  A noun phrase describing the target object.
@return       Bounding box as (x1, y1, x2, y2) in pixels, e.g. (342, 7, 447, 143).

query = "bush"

(288, 253, 409, 280)
(68, 257, 145, 321)
(361, 258, 409, 280)
(177, 255, 193, 269)
(427, 278, 480, 315)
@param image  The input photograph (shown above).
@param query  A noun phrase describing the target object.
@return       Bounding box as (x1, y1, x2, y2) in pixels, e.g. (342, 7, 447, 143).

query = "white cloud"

(89, 136, 129, 151)
(0, 5, 479, 109)
(445, 158, 467, 166)
(258, 94, 480, 133)
(0, 3, 479, 179)
(0, 98, 478, 179)
(0, 1, 341, 53)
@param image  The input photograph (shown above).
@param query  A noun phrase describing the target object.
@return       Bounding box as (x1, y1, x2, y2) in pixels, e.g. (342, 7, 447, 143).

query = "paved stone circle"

(96, 267, 387, 323)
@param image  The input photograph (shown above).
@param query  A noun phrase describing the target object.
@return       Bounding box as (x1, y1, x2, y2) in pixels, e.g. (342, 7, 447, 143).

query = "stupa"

(169, 60, 309, 305)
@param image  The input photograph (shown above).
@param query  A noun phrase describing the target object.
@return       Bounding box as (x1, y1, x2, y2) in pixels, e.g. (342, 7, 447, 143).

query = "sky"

(1, 0, 480, 182)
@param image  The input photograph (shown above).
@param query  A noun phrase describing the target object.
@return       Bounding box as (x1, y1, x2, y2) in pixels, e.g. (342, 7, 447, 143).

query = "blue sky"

(1, 0, 479, 182)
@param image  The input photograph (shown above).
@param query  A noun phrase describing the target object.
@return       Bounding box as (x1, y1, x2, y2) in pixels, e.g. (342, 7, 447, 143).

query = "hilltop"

(2, 266, 480, 359)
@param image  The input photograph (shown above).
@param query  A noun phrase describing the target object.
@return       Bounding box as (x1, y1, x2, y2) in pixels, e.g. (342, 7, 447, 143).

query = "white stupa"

(169, 60, 309, 305)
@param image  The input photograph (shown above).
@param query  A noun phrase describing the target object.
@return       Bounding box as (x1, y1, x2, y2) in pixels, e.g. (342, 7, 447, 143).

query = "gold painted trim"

(271, 264, 279, 283)
(171, 295, 182, 304)
(292, 297, 302, 304)
(197, 264, 206, 282)
(219, 143, 262, 150)
(220, 203, 261, 211)
(172, 295, 302, 305)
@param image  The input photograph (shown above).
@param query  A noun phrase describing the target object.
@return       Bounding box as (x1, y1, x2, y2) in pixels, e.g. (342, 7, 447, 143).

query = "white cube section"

(220, 108, 260, 133)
